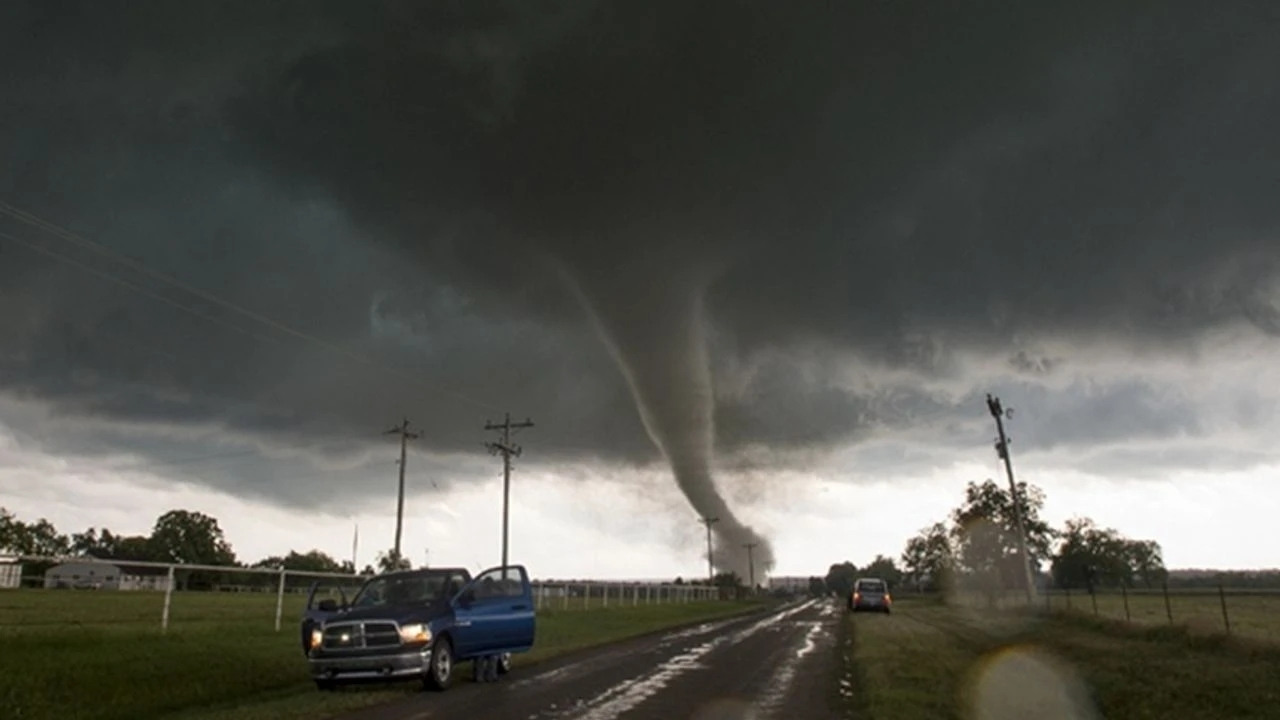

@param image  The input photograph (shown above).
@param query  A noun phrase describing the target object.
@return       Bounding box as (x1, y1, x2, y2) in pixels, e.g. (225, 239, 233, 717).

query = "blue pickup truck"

(300, 565, 536, 690)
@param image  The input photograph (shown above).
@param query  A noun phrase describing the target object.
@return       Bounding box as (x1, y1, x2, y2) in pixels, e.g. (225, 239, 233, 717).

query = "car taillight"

(853, 592, 861, 602)
(885, 593, 892, 603)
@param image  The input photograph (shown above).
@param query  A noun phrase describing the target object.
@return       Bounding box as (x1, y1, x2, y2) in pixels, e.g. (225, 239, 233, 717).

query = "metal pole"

(987, 394, 1035, 604)
(1122, 583, 1131, 622)
(161, 566, 176, 632)
(603, 583, 609, 608)
(274, 570, 287, 631)
(1163, 581, 1173, 624)
(1218, 584, 1231, 634)
(562, 585, 569, 610)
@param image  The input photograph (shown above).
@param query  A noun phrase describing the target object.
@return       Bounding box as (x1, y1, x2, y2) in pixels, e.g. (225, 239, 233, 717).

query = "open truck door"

(449, 565, 535, 660)
(300, 580, 356, 655)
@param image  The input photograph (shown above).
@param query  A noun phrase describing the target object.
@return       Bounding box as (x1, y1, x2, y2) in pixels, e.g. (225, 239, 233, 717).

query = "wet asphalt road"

(337, 598, 844, 720)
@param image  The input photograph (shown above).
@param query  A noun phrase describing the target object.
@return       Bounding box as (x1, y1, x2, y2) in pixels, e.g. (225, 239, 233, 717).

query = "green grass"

(0, 589, 767, 720)
(1046, 590, 1280, 643)
(842, 596, 1280, 719)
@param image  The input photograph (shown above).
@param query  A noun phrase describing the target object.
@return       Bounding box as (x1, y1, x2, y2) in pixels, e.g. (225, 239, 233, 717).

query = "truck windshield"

(350, 573, 456, 608)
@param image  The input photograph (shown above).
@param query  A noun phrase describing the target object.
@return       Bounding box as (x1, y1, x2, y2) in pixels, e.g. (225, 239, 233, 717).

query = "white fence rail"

(1, 555, 725, 632)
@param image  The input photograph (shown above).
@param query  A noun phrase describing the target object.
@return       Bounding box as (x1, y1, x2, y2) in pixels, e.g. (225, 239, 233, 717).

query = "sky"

(1, 1, 1278, 579)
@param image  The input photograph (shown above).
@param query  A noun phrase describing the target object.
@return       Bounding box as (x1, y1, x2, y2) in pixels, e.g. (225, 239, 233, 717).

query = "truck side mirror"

(455, 589, 475, 606)
(317, 599, 338, 612)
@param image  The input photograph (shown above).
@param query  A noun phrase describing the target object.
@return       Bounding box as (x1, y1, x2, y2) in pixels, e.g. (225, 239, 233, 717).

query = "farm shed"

(44, 560, 172, 591)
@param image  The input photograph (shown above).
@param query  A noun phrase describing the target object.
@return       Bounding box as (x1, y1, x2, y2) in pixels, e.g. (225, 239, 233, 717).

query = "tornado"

(562, 254, 775, 583)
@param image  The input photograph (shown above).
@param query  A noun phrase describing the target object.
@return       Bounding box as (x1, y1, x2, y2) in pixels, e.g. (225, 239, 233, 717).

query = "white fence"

(3, 555, 725, 632)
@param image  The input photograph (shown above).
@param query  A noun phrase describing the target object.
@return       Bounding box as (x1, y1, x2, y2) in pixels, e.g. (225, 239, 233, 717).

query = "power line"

(0, 202, 502, 412)
(485, 413, 534, 569)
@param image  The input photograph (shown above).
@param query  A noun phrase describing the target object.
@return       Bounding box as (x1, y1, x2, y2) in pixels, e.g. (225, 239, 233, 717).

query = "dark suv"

(848, 577, 892, 614)
(301, 565, 535, 690)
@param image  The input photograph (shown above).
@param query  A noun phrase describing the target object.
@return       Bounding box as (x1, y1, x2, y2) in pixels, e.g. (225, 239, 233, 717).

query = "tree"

(950, 480, 1054, 600)
(1051, 517, 1166, 590)
(901, 522, 953, 592)
(70, 527, 122, 557)
(149, 510, 235, 566)
(807, 576, 827, 597)
(825, 562, 859, 599)
(112, 535, 160, 562)
(255, 550, 349, 574)
(862, 554, 904, 588)
(10, 517, 71, 557)
(1125, 539, 1167, 588)
(674, 576, 685, 585)
(0, 508, 23, 553)
(713, 571, 743, 588)
(375, 549, 412, 573)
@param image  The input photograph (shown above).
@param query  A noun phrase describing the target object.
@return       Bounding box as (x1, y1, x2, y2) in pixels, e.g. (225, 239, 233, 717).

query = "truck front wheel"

(424, 639, 454, 691)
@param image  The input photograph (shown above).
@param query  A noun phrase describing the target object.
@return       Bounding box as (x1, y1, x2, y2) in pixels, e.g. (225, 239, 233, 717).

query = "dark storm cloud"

(2, 0, 1280, 523)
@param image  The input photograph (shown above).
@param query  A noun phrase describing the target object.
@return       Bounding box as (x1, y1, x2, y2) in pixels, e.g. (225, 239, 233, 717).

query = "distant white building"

(0, 562, 21, 589)
(44, 560, 172, 591)
(767, 576, 811, 592)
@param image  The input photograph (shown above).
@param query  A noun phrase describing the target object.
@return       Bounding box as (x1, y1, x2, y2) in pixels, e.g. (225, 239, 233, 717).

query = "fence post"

(274, 569, 287, 631)
(633, 584, 638, 606)
(584, 584, 590, 610)
(603, 583, 609, 608)
(161, 565, 176, 632)
(1162, 581, 1173, 625)
(1218, 584, 1231, 634)
(562, 584, 569, 611)
(1065, 587, 1072, 611)
(1090, 587, 1098, 616)
(1121, 583, 1131, 622)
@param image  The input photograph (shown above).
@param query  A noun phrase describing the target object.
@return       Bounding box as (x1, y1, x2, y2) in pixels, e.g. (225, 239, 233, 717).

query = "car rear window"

(857, 581, 885, 592)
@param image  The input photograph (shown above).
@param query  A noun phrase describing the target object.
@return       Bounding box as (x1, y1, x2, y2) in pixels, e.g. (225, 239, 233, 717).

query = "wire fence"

(0, 555, 727, 634)
(1043, 584, 1280, 643)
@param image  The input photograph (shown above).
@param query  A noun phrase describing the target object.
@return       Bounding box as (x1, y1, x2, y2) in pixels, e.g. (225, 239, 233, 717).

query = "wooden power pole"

(700, 516, 720, 585)
(384, 418, 420, 565)
(987, 394, 1036, 604)
(485, 413, 534, 569)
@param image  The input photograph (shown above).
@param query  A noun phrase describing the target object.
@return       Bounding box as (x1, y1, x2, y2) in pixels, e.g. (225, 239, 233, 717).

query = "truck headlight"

(399, 623, 431, 645)
(310, 628, 323, 650)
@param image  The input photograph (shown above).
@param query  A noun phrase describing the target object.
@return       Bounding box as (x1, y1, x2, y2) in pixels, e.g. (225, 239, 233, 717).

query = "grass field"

(1045, 589, 1280, 643)
(842, 596, 1280, 719)
(0, 589, 768, 720)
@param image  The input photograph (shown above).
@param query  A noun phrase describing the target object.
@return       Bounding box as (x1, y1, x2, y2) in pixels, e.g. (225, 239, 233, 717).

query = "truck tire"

(424, 638, 454, 691)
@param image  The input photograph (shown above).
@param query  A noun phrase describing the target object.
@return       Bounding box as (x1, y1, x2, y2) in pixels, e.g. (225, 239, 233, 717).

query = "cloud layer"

(2, 1, 1278, 537)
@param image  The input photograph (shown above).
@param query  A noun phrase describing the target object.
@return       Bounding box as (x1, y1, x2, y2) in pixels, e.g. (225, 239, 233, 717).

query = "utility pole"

(385, 418, 420, 565)
(699, 516, 720, 585)
(485, 413, 534, 569)
(743, 542, 758, 593)
(351, 523, 359, 573)
(987, 394, 1035, 604)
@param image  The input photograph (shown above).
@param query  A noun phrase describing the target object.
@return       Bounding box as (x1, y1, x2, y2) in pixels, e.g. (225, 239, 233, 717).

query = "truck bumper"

(309, 646, 431, 681)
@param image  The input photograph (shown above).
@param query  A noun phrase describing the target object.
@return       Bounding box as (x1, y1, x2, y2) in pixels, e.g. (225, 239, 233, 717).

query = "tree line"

(0, 506, 420, 581)
(816, 479, 1177, 602)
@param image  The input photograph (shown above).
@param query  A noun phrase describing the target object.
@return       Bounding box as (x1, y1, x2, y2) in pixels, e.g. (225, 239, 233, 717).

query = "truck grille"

(322, 622, 401, 650)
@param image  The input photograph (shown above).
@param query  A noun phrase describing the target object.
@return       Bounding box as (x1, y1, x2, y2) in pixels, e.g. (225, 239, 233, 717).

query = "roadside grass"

(0, 590, 767, 720)
(843, 597, 1280, 719)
